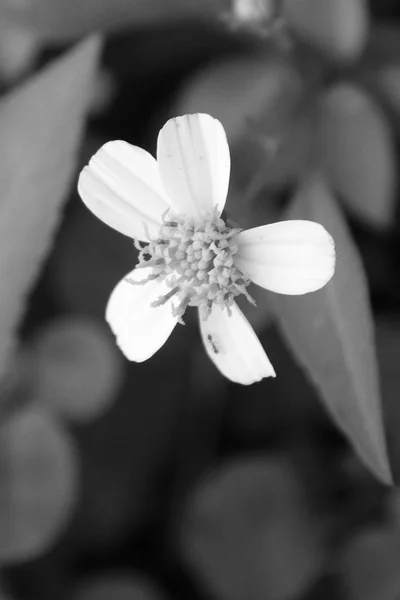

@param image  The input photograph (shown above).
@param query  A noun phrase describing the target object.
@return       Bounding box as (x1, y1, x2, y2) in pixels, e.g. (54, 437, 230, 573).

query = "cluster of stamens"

(131, 210, 255, 321)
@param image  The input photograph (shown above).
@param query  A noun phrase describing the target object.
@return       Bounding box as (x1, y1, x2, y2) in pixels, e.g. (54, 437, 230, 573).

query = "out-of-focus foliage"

(284, 0, 369, 61)
(0, 21, 39, 82)
(319, 83, 396, 229)
(31, 317, 124, 422)
(181, 457, 327, 600)
(340, 528, 400, 600)
(0, 0, 229, 40)
(0, 406, 77, 562)
(0, 37, 100, 381)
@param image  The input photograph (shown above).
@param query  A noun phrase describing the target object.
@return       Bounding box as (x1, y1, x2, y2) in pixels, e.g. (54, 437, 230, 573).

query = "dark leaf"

(268, 174, 391, 484)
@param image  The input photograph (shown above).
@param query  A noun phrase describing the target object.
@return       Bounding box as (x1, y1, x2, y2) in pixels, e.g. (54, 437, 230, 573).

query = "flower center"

(133, 210, 254, 320)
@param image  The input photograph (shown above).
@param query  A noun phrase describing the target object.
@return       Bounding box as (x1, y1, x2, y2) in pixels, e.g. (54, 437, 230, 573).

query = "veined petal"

(157, 114, 230, 221)
(234, 220, 335, 295)
(199, 302, 275, 385)
(78, 141, 172, 241)
(106, 267, 179, 362)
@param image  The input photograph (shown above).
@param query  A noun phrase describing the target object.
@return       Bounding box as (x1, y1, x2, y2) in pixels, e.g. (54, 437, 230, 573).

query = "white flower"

(78, 113, 335, 385)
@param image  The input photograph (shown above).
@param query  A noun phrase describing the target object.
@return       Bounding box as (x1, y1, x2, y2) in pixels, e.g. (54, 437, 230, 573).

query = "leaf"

(0, 406, 78, 562)
(0, 36, 101, 381)
(0, 0, 224, 40)
(181, 457, 326, 600)
(268, 174, 392, 484)
(32, 317, 124, 423)
(319, 83, 396, 229)
(284, 0, 369, 61)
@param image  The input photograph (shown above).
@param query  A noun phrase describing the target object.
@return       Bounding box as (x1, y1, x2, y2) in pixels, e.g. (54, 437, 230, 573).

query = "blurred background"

(1, 1, 400, 599)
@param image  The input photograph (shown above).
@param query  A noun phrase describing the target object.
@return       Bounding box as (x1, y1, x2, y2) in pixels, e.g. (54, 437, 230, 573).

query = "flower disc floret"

(133, 210, 255, 320)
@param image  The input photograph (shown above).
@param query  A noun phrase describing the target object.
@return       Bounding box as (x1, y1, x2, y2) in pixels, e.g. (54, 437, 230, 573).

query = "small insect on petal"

(199, 302, 276, 385)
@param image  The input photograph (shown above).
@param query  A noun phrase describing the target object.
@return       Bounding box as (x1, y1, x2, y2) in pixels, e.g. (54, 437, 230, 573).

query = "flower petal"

(106, 267, 179, 362)
(199, 302, 275, 385)
(78, 141, 171, 240)
(157, 113, 230, 221)
(234, 220, 336, 295)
